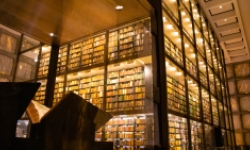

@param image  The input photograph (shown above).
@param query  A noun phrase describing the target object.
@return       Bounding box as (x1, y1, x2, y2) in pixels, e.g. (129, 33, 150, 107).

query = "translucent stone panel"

(240, 96, 250, 112)
(235, 133, 244, 145)
(0, 78, 9, 82)
(16, 61, 32, 81)
(245, 133, 250, 144)
(233, 115, 241, 130)
(237, 80, 250, 94)
(230, 97, 238, 112)
(242, 114, 250, 129)
(228, 82, 236, 95)
(235, 62, 250, 78)
(226, 65, 234, 79)
(0, 54, 13, 75)
(0, 33, 17, 53)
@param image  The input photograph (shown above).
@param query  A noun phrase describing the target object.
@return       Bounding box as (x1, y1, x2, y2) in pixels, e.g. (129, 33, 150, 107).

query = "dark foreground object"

(0, 82, 41, 150)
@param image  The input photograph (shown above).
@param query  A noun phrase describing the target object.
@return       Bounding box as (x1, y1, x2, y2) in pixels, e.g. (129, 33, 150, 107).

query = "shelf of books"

(33, 79, 47, 104)
(108, 18, 150, 61)
(190, 120, 204, 150)
(105, 115, 153, 150)
(37, 46, 51, 78)
(65, 67, 104, 109)
(57, 46, 68, 74)
(202, 88, 212, 123)
(187, 78, 200, 119)
(106, 62, 152, 113)
(166, 59, 186, 114)
(53, 75, 65, 106)
(168, 114, 188, 150)
(184, 38, 197, 79)
(211, 96, 219, 126)
(68, 34, 106, 70)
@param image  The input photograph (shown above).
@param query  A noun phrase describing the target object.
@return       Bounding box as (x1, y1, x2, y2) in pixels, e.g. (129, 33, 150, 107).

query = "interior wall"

(227, 61, 250, 147)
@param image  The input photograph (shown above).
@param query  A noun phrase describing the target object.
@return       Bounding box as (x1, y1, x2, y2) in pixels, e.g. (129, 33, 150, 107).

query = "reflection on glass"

(181, 0, 190, 12)
(16, 120, 29, 138)
(219, 102, 225, 128)
(191, 1, 201, 28)
(166, 58, 186, 114)
(15, 48, 39, 81)
(208, 67, 215, 95)
(201, 15, 209, 41)
(0, 54, 13, 75)
(0, 33, 17, 53)
(57, 46, 68, 74)
(21, 35, 40, 51)
(205, 40, 212, 67)
(202, 88, 211, 123)
(0, 77, 9, 82)
(168, 114, 188, 150)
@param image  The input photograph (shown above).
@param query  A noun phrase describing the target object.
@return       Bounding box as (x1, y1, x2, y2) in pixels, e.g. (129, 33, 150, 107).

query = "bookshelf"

(57, 46, 68, 74)
(37, 51, 50, 78)
(33, 80, 47, 104)
(53, 75, 65, 106)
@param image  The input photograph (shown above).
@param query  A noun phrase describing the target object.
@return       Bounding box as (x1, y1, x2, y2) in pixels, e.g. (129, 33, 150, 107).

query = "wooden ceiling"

(0, 0, 152, 45)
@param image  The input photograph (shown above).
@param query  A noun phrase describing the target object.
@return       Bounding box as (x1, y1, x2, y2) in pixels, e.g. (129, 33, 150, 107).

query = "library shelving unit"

(57, 46, 68, 74)
(37, 46, 51, 78)
(53, 75, 65, 105)
(33, 79, 47, 104)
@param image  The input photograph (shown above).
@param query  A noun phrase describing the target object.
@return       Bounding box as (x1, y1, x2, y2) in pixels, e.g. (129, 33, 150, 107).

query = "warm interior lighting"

(219, 6, 222, 9)
(184, 44, 189, 48)
(224, 19, 227, 21)
(166, 24, 173, 29)
(184, 18, 190, 22)
(49, 33, 54, 36)
(165, 61, 169, 67)
(169, 65, 176, 71)
(163, 17, 166, 22)
(176, 71, 182, 76)
(193, 9, 197, 12)
(181, 11, 186, 16)
(115, 5, 123, 11)
(172, 31, 179, 36)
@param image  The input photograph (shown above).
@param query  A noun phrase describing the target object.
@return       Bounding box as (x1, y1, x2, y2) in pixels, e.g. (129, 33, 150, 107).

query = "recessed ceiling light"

(115, 5, 123, 11)
(224, 19, 227, 21)
(49, 33, 54, 36)
(219, 6, 222, 9)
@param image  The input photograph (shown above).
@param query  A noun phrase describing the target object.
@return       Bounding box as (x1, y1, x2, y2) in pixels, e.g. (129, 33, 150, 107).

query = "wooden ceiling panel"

(0, 0, 152, 45)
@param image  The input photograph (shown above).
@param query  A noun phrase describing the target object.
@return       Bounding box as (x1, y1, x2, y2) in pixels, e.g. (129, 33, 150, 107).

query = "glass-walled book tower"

(0, 0, 235, 149)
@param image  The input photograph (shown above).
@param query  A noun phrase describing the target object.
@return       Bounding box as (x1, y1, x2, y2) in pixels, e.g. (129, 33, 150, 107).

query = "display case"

(190, 120, 203, 150)
(53, 75, 65, 106)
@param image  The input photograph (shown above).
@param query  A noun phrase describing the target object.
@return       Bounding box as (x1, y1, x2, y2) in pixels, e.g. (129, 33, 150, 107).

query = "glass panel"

(227, 131, 232, 146)
(230, 97, 238, 112)
(37, 46, 51, 78)
(162, 12, 182, 50)
(187, 77, 200, 119)
(204, 124, 214, 147)
(212, 51, 219, 74)
(57, 46, 68, 74)
(215, 76, 222, 99)
(224, 107, 230, 129)
(184, 37, 197, 79)
(162, 0, 179, 23)
(208, 67, 215, 96)
(0, 33, 17, 53)
(15, 48, 39, 81)
(202, 88, 211, 123)
(235, 133, 243, 145)
(168, 114, 188, 150)
(190, 120, 204, 149)
(194, 25, 204, 56)
(164, 36, 183, 67)
(166, 58, 186, 114)
(218, 102, 225, 128)
(245, 133, 250, 145)
(211, 97, 219, 126)
(201, 15, 209, 41)
(208, 26, 215, 49)
(21, 35, 40, 51)
(181, 7, 194, 42)
(181, 0, 190, 13)
(198, 54, 208, 87)
(0, 77, 9, 82)
(0, 54, 13, 75)
(66, 67, 105, 109)
(228, 81, 235, 95)
(53, 75, 65, 106)
(205, 40, 212, 68)
(191, 1, 201, 28)
(33, 79, 47, 104)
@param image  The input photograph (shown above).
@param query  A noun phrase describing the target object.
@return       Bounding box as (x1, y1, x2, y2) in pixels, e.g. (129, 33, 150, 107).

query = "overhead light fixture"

(115, 5, 123, 11)
(163, 17, 166, 22)
(49, 33, 54, 37)
(224, 19, 227, 21)
(219, 6, 222, 9)
(166, 24, 173, 29)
